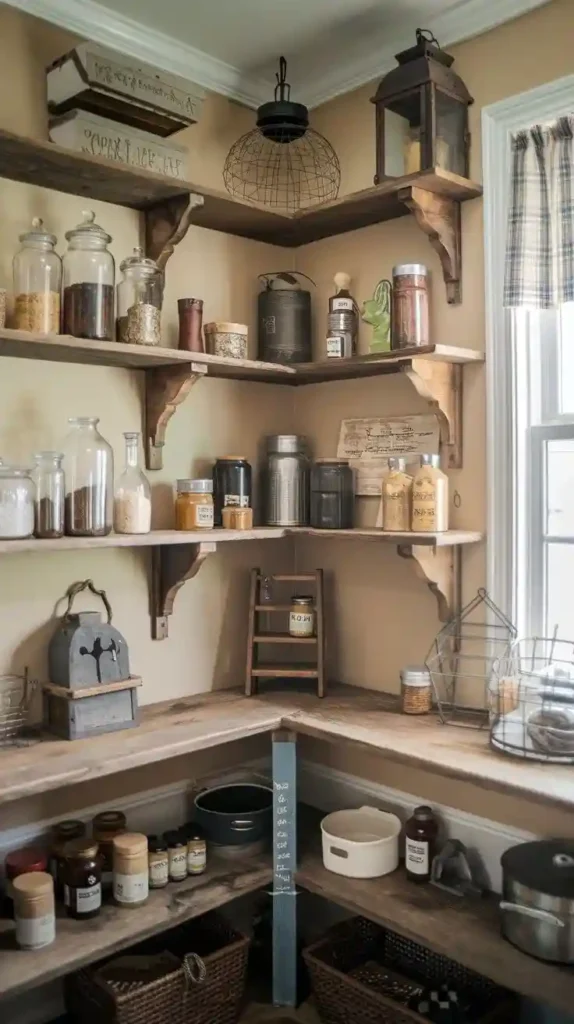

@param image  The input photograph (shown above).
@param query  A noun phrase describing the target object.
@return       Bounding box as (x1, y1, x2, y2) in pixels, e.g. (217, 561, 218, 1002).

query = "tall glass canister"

(114, 432, 151, 534)
(62, 211, 115, 341)
(117, 248, 162, 346)
(63, 417, 113, 536)
(13, 218, 61, 334)
(33, 452, 65, 539)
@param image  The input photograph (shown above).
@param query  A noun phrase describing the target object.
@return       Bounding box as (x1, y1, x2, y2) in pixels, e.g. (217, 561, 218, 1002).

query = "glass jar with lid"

(62, 837, 102, 920)
(33, 451, 65, 539)
(13, 218, 61, 334)
(175, 479, 214, 531)
(63, 417, 113, 536)
(117, 247, 162, 345)
(62, 211, 115, 341)
(0, 467, 35, 539)
(310, 459, 354, 529)
(114, 432, 151, 534)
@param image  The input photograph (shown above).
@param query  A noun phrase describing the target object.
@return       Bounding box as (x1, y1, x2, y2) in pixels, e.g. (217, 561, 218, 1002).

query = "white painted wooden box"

(47, 42, 205, 137)
(49, 110, 189, 180)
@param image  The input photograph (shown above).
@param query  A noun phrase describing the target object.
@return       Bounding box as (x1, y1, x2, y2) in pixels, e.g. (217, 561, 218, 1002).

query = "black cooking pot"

(193, 783, 273, 846)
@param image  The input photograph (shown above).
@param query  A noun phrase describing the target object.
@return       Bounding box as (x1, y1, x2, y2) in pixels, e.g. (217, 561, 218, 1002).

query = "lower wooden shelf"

(0, 850, 272, 1000)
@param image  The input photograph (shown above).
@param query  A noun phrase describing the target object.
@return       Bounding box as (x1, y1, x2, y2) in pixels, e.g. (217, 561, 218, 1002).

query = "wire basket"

(490, 633, 574, 762)
(0, 670, 37, 746)
(425, 589, 517, 728)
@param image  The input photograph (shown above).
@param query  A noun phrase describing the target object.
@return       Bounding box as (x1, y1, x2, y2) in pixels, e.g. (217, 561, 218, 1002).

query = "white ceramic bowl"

(320, 805, 402, 879)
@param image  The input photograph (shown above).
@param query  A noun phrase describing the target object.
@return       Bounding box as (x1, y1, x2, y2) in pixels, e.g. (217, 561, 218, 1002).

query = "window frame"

(482, 74, 574, 630)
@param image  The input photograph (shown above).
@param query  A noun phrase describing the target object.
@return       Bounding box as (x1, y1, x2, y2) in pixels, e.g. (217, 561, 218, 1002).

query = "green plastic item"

(361, 279, 392, 353)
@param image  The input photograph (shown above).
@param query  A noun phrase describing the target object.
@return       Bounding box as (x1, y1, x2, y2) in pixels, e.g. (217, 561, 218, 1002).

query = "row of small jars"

(0, 419, 152, 539)
(12, 213, 162, 344)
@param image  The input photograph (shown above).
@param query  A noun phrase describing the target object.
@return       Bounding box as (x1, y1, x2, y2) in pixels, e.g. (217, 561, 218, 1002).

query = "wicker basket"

(303, 917, 513, 1024)
(66, 912, 250, 1024)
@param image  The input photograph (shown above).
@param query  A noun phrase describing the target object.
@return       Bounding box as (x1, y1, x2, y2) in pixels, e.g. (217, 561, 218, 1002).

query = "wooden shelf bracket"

(151, 541, 216, 639)
(397, 543, 462, 622)
(401, 358, 462, 468)
(145, 192, 205, 270)
(399, 185, 462, 305)
(145, 362, 207, 470)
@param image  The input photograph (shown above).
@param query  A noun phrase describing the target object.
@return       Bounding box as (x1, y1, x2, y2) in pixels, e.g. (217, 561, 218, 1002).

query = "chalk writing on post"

(273, 781, 295, 893)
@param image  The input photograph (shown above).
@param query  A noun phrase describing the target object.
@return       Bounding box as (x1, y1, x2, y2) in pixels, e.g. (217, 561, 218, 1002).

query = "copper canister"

(391, 264, 429, 350)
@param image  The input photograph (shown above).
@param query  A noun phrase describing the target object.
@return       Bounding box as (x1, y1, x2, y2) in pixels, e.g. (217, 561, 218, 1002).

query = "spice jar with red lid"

(4, 848, 48, 916)
(404, 805, 438, 883)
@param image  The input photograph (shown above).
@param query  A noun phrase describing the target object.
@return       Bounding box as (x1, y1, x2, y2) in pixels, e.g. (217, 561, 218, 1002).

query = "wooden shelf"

(251, 665, 319, 678)
(297, 528, 482, 546)
(296, 825, 574, 1018)
(0, 848, 272, 1000)
(0, 527, 287, 555)
(254, 633, 318, 644)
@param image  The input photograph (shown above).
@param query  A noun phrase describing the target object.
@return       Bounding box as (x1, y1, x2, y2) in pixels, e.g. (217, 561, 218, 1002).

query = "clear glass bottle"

(13, 218, 61, 334)
(33, 452, 65, 539)
(114, 432, 151, 534)
(63, 417, 113, 537)
(62, 211, 115, 341)
(117, 247, 162, 345)
(0, 467, 35, 539)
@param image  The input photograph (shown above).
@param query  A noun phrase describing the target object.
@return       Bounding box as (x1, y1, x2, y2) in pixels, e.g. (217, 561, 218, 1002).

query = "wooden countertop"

(1, 686, 572, 811)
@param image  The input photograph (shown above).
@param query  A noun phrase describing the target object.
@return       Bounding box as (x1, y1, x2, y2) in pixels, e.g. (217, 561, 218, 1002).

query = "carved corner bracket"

(151, 542, 216, 639)
(397, 543, 462, 623)
(398, 185, 462, 304)
(145, 363, 207, 470)
(145, 192, 205, 270)
(401, 358, 462, 469)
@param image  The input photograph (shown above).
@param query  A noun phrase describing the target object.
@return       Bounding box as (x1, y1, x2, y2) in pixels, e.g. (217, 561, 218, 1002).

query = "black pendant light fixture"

(223, 57, 341, 212)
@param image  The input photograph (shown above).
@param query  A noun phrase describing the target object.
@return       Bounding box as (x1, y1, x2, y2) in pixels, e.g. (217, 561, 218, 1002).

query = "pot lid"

(502, 839, 574, 898)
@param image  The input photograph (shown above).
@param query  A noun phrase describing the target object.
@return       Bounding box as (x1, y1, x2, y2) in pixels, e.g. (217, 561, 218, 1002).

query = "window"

(483, 75, 574, 637)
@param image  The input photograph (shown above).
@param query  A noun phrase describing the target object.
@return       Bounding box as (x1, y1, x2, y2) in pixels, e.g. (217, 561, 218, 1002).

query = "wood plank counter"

(0, 848, 272, 1000)
(1, 686, 572, 811)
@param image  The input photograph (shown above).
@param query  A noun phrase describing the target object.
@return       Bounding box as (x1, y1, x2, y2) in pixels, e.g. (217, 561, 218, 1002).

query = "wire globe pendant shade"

(223, 57, 341, 212)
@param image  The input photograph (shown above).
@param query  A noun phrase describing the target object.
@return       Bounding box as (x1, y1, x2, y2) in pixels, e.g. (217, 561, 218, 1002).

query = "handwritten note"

(337, 414, 439, 495)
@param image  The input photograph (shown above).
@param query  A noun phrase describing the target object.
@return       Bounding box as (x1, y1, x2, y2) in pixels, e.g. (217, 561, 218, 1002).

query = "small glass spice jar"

(93, 810, 126, 892)
(4, 848, 48, 916)
(33, 451, 65, 539)
(62, 838, 102, 920)
(13, 872, 55, 950)
(49, 819, 86, 897)
(289, 595, 315, 637)
(400, 665, 432, 715)
(164, 830, 188, 881)
(405, 805, 439, 884)
(175, 479, 214, 531)
(117, 246, 162, 345)
(147, 835, 169, 889)
(184, 824, 207, 876)
(113, 833, 149, 908)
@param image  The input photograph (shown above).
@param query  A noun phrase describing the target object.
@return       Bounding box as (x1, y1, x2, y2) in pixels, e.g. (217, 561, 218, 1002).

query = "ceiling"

(11, 0, 550, 108)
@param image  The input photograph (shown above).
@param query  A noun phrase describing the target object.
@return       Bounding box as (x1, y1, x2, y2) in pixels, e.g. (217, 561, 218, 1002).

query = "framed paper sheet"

(337, 414, 439, 496)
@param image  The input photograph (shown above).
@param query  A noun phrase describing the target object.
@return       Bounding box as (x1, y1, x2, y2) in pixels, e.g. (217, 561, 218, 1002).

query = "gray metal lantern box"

(49, 580, 130, 690)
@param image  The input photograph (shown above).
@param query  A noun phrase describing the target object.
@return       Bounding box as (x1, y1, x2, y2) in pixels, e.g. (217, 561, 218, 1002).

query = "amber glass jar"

(147, 835, 169, 889)
(63, 838, 102, 920)
(405, 805, 439, 883)
(49, 819, 86, 896)
(175, 479, 214, 531)
(93, 810, 126, 891)
(113, 833, 149, 908)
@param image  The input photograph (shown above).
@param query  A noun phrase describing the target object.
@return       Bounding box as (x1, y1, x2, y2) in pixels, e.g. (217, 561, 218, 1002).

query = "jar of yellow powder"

(175, 479, 214, 531)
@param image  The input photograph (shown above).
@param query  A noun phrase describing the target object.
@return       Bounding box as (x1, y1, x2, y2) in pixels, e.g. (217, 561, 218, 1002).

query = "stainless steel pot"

(501, 840, 574, 963)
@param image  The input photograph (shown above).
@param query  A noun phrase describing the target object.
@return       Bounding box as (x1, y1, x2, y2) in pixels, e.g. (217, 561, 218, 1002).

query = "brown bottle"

(404, 805, 438, 883)
(62, 838, 102, 919)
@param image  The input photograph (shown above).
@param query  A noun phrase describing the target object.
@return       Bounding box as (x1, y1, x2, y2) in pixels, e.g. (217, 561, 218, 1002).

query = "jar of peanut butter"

(175, 479, 214, 531)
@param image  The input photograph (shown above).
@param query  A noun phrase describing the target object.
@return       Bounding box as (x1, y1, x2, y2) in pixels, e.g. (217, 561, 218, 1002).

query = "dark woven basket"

(66, 912, 250, 1024)
(303, 917, 513, 1024)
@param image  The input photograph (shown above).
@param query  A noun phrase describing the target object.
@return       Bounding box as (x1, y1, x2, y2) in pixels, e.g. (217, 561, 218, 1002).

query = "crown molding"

(7, 0, 271, 108)
(8, 0, 550, 112)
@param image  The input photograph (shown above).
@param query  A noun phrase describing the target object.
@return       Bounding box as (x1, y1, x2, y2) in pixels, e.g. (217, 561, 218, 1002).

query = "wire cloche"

(223, 57, 341, 212)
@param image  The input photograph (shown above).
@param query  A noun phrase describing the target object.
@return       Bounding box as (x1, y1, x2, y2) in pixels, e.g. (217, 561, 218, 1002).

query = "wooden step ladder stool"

(246, 569, 325, 698)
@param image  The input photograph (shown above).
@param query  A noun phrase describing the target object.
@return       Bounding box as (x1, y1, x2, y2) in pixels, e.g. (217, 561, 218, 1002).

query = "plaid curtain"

(504, 115, 574, 308)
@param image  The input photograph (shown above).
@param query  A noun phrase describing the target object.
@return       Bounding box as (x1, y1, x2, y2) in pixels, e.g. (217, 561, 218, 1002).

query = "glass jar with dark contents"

(49, 819, 86, 898)
(92, 810, 126, 892)
(213, 457, 252, 526)
(62, 838, 102, 919)
(62, 211, 115, 340)
(405, 805, 439, 883)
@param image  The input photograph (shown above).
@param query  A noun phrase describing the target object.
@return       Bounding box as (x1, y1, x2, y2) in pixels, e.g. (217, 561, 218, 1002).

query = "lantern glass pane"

(436, 90, 467, 175)
(384, 90, 422, 177)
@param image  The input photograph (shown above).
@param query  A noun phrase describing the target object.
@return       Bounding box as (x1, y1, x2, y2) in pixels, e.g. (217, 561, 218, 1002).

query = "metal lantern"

(223, 57, 340, 212)
(371, 29, 473, 184)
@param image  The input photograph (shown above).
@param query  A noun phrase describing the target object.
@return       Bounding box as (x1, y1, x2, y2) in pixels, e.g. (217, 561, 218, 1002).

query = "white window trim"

(482, 74, 574, 626)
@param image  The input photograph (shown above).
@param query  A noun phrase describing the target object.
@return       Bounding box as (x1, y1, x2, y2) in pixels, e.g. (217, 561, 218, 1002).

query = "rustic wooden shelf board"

(251, 665, 319, 678)
(297, 529, 483, 546)
(0, 527, 288, 555)
(293, 345, 482, 384)
(254, 634, 318, 644)
(0, 849, 272, 999)
(296, 835, 574, 1017)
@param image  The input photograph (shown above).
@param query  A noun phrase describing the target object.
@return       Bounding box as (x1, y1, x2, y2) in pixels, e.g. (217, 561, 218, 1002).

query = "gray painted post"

(272, 730, 298, 1008)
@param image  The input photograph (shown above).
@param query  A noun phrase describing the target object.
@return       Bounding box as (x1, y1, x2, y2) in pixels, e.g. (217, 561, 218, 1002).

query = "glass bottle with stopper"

(326, 272, 358, 359)
(114, 432, 151, 535)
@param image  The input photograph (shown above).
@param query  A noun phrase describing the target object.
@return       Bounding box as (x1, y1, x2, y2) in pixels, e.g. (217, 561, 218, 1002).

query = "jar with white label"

(184, 824, 207, 876)
(113, 833, 149, 908)
(404, 805, 438, 883)
(326, 272, 358, 359)
(411, 454, 448, 533)
(62, 838, 102, 920)
(147, 835, 169, 889)
(175, 479, 214, 531)
(289, 595, 315, 637)
(13, 871, 55, 950)
(165, 830, 188, 881)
